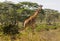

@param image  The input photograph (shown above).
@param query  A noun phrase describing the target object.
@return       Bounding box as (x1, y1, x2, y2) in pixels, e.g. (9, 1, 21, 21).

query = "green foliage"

(0, 1, 60, 37)
(2, 24, 19, 35)
(36, 24, 60, 32)
(20, 2, 39, 8)
(36, 24, 47, 31)
(0, 1, 60, 41)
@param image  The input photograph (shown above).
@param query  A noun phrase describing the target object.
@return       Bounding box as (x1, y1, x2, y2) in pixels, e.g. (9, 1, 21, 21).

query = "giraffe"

(21, 5, 43, 31)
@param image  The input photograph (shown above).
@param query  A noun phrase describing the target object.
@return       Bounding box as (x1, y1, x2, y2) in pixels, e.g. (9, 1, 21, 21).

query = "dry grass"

(0, 27, 60, 41)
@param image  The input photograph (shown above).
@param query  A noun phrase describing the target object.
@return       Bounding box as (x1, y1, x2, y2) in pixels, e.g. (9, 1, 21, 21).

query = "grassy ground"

(0, 24, 60, 41)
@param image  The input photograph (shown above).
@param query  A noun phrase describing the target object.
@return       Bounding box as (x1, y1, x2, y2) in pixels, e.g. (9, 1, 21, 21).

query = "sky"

(0, 0, 60, 12)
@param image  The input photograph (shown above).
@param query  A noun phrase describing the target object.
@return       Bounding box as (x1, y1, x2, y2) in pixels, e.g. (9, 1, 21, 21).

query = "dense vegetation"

(0, 1, 60, 41)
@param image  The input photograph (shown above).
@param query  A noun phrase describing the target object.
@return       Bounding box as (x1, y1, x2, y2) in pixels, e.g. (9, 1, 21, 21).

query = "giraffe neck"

(30, 9, 40, 19)
(33, 10, 39, 17)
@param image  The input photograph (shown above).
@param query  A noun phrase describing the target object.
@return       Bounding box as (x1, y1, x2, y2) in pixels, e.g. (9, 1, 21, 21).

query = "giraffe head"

(36, 5, 43, 13)
(38, 5, 43, 10)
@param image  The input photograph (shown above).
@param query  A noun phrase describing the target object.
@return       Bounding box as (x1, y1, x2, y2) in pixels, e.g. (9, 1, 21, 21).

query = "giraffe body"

(23, 6, 42, 27)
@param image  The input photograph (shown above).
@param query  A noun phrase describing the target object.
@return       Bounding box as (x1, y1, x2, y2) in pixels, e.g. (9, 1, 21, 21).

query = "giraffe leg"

(31, 23, 36, 34)
(30, 20, 36, 34)
(23, 21, 26, 27)
(23, 20, 28, 27)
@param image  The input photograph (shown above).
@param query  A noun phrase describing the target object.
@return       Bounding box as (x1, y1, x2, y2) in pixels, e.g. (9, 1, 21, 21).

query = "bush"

(2, 24, 19, 35)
